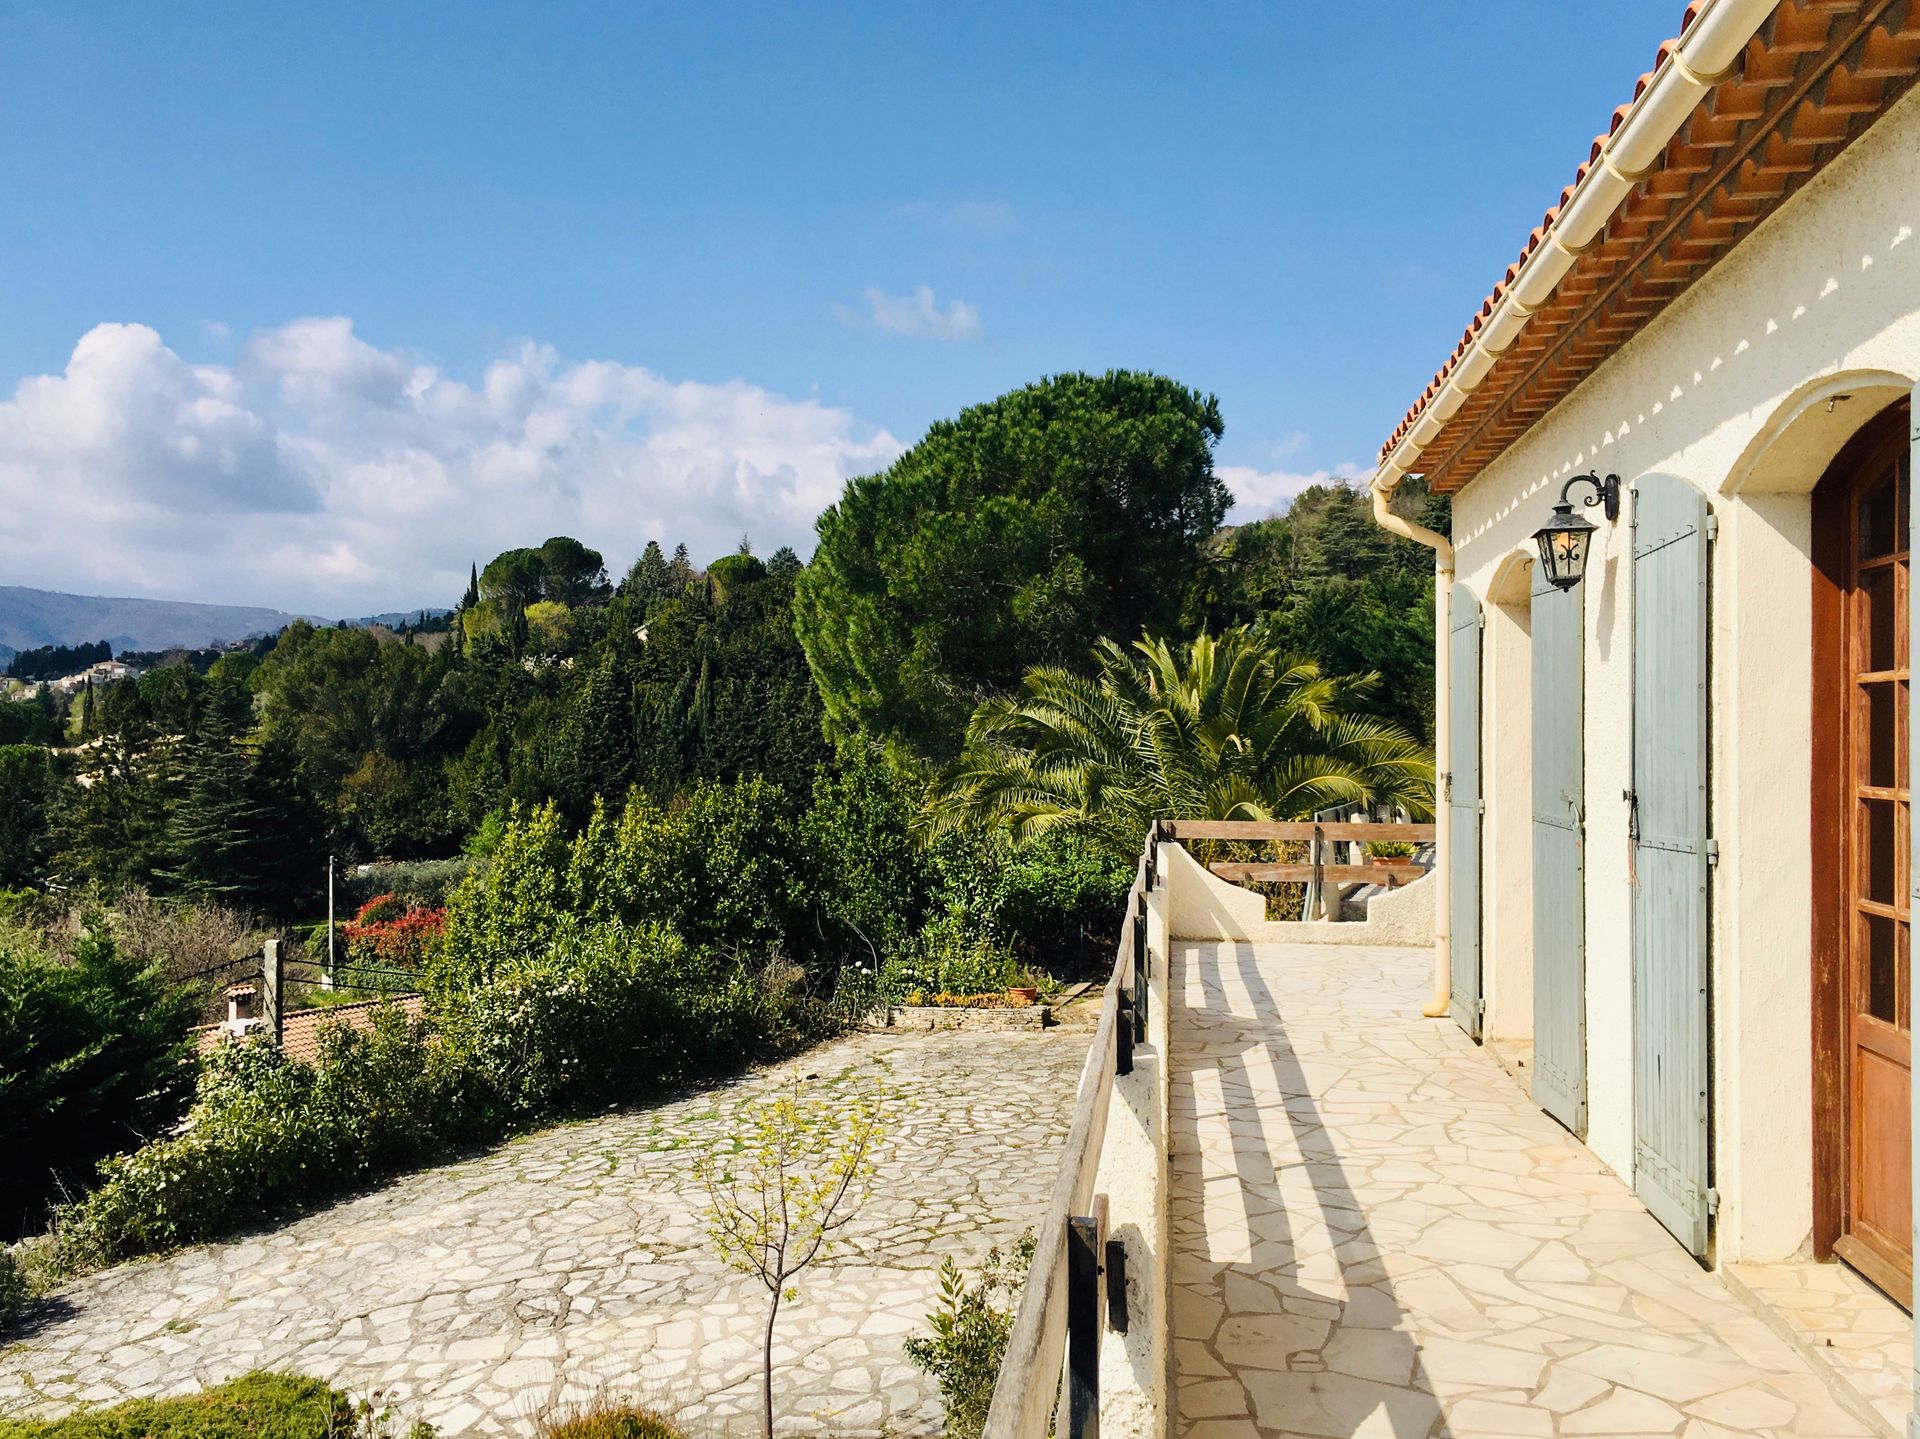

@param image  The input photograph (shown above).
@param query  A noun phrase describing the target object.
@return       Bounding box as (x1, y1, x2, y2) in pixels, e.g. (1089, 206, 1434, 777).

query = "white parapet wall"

(1161, 841, 1435, 947)
(1090, 882, 1172, 1439)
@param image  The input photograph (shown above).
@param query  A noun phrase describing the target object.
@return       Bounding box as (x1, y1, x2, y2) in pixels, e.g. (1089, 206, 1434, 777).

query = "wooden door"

(1814, 402, 1913, 1303)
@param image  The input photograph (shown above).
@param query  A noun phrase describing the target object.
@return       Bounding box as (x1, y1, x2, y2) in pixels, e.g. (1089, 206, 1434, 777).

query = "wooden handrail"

(1209, 861, 1426, 886)
(1160, 819, 1434, 843)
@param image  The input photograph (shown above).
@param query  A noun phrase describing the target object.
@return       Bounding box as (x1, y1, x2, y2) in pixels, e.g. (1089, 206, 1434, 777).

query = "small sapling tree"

(693, 1080, 886, 1439)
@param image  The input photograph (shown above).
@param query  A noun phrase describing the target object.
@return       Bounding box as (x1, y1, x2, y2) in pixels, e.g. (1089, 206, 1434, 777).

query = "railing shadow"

(1169, 940, 1451, 1439)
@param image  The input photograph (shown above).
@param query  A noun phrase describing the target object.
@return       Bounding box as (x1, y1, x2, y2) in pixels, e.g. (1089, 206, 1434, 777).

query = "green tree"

(922, 629, 1433, 859)
(0, 745, 61, 887)
(622, 540, 675, 607)
(693, 1081, 886, 1439)
(0, 928, 196, 1238)
(161, 692, 269, 899)
(537, 535, 609, 607)
(795, 371, 1233, 760)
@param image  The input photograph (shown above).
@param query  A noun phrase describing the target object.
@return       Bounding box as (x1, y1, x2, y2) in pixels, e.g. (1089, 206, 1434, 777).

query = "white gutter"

(1370, 0, 1777, 1019)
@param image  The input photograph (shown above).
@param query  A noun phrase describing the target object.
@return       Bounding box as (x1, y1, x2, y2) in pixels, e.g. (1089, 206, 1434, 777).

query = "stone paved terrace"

(0, 1025, 1085, 1438)
(1169, 940, 1884, 1439)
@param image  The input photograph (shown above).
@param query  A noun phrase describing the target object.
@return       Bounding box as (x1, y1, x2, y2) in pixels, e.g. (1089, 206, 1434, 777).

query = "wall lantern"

(1532, 472, 1621, 591)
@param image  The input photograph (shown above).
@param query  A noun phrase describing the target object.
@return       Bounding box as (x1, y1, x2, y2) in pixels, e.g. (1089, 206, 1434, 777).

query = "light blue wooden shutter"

(1449, 594, 1483, 1039)
(1532, 567, 1587, 1135)
(1630, 474, 1713, 1257)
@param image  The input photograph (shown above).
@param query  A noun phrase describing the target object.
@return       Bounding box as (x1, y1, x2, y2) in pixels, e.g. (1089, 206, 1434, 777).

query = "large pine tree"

(162, 693, 269, 899)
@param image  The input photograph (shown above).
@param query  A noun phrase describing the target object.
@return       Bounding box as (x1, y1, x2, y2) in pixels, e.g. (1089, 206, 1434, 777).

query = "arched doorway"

(1812, 398, 1913, 1303)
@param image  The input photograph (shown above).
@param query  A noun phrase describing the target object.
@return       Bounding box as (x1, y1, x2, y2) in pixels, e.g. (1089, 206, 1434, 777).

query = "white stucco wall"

(1161, 842, 1434, 948)
(1444, 80, 1920, 1263)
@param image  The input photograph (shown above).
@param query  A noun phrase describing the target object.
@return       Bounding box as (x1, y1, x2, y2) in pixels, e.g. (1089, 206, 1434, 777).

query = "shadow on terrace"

(980, 821, 1885, 1439)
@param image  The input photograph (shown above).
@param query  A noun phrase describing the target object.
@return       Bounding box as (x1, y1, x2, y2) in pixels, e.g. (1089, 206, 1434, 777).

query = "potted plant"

(1367, 840, 1418, 866)
(1007, 970, 1040, 1006)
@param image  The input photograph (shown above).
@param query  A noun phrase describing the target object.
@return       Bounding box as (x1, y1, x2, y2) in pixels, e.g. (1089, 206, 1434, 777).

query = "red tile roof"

(1383, 0, 1920, 493)
(192, 994, 425, 1064)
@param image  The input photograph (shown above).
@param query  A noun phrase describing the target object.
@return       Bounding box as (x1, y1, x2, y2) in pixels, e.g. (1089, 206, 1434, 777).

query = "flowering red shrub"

(340, 904, 446, 970)
(353, 893, 408, 925)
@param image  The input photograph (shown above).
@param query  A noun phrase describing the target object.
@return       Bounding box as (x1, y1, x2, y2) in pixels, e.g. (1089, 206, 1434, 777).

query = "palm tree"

(920, 629, 1433, 858)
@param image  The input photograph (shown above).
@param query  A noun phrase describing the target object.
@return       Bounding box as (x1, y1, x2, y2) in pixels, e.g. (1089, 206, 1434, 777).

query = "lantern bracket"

(1558, 471, 1620, 523)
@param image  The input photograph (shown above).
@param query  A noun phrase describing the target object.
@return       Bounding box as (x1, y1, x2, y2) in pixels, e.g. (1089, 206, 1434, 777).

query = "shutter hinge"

(1478, 800, 1487, 816)
(1705, 1187, 1720, 1216)
(1478, 609, 1487, 630)
(1706, 838, 1720, 868)
(1705, 512, 1719, 542)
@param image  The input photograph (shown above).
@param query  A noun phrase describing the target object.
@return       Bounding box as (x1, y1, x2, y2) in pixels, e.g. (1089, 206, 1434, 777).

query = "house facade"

(1369, 0, 1920, 1315)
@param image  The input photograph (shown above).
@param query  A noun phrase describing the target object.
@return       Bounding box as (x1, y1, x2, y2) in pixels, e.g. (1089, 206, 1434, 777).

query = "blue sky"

(0, 1, 1681, 613)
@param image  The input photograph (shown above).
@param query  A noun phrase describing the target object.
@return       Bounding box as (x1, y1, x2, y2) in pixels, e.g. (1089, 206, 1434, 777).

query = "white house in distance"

(1367, 0, 1920, 1419)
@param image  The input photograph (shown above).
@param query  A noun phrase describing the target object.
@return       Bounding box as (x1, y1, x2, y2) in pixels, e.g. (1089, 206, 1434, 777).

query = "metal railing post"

(1066, 1204, 1105, 1439)
(1132, 894, 1148, 1041)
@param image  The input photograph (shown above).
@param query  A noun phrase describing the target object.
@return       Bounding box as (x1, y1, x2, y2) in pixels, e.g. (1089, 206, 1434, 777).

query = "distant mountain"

(0, 586, 324, 655)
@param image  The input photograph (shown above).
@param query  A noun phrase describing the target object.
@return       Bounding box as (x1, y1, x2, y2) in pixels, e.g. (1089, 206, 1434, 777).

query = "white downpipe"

(1366, 0, 1776, 1018)
(1370, 484, 1455, 1018)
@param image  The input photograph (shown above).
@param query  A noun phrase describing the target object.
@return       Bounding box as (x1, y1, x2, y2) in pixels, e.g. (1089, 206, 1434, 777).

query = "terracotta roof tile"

(192, 994, 425, 1064)
(1381, 0, 1920, 491)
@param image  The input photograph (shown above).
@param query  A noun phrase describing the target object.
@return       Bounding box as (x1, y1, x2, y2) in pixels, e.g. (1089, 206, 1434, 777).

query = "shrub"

(110, 889, 267, 992)
(0, 1244, 26, 1331)
(927, 832, 1130, 974)
(435, 923, 708, 1123)
(344, 858, 475, 909)
(904, 1232, 1036, 1439)
(801, 747, 934, 967)
(540, 1406, 685, 1439)
(341, 902, 445, 970)
(0, 927, 197, 1240)
(882, 911, 1026, 999)
(354, 894, 408, 925)
(0, 1370, 429, 1439)
(58, 1008, 451, 1267)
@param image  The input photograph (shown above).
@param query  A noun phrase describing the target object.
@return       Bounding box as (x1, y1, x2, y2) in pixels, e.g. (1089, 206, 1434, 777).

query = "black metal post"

(1115, 990, 1133, 1076)
(1132, 894, 1148, 1041)
(1067, 1213, 1101, 1439)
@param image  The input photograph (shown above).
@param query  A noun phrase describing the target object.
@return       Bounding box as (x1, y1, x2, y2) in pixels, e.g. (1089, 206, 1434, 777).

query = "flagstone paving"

(1169, 940, 1884, 1439)
(0, 1026, 1085, 1438)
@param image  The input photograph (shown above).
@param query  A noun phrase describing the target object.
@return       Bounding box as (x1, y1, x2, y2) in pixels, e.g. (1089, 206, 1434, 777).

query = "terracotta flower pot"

(1007, 986, 1039, 1006)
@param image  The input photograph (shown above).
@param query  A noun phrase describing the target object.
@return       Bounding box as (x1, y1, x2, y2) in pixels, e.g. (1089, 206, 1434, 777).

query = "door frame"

(1810, 399, 1913, 1300)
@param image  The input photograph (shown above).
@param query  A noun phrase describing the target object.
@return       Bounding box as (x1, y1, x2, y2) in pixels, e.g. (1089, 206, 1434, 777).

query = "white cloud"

(1219, 461, 1369, 520)
(837, 285, 981, 340)
(0, 319, 904, 614)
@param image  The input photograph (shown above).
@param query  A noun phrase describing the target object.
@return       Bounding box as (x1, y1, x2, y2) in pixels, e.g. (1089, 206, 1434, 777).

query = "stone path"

(1169, 940, 1882, 1439)
(0, 1027, 1085, 1437)
(1728, 1261, 1910, 1436)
